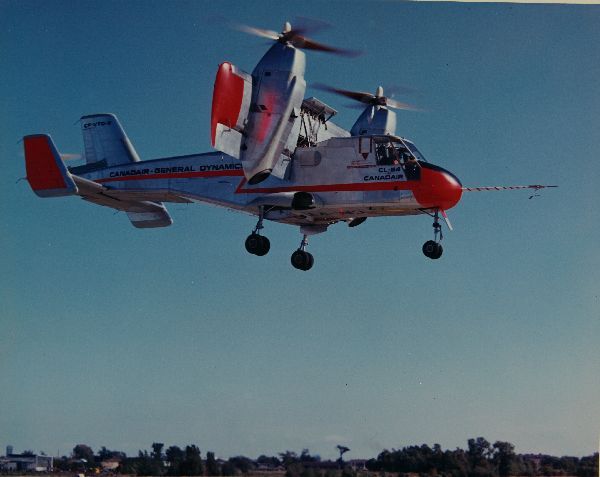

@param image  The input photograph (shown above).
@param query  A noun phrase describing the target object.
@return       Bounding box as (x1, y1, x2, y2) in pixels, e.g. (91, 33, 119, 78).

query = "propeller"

(59, 152, 82, 161)
(234, 19, 361, 57)
(313, 83, 418, 111)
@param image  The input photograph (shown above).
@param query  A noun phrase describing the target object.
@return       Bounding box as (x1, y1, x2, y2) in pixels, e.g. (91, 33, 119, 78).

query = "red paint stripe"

(235, 181, 415, 194)
(96, 170, 244, 184)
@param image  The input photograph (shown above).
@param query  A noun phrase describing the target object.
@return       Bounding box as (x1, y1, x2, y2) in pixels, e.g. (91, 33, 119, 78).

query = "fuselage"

(74, 134, 462, 226)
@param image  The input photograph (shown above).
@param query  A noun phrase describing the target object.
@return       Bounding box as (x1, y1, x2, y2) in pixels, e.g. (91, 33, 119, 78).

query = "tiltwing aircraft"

(22, 21, 555, 270)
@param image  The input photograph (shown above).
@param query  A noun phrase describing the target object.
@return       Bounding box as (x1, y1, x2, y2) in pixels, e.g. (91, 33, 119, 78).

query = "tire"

(305, 252, 314, 270)
(291, 250, 311, 270)
(422, 240, 437, 258)
(255, 236, 270, 256)
(245, 234, 261, 255)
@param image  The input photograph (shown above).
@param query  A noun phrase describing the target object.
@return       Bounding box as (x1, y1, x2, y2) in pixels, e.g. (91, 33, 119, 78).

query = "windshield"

(371, 136, 421, 180)
(373, 136, 421, 165)
(403, 140, 427, 162)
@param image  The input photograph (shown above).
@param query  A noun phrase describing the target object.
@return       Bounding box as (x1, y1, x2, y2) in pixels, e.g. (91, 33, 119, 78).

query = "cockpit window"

(373, 137, 416, 165)
(375, 142, 400, 165)
(403, 140, 427, 162)
(372, 136, 422, 180)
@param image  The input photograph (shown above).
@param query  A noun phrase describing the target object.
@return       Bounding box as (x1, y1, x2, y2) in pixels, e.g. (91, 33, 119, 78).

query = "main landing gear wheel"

(245, 233, 270, 256)
(291, 250, 314, 271)
(291, 233, 314, 271)
(245, 205, 270, 256)
(422, 240, 443, 259)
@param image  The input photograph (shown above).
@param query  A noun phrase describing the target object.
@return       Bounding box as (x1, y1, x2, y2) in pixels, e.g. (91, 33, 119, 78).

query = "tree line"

(49, 438, 598, 477)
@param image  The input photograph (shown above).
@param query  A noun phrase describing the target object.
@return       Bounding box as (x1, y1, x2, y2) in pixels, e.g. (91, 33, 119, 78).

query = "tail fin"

(23, 134, 77, 197)
(80, 113, 141, 167)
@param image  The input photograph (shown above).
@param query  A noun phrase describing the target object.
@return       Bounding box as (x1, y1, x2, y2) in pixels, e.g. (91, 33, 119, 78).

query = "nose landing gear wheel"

(245, 233, 270, 256)
(422, 209, 445, 259)
(422, 240, 443, 259)
(291, 250, 314, 271)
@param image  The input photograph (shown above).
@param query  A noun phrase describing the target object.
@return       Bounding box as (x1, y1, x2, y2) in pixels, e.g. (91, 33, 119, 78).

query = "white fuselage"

(80, 134, 428, 226)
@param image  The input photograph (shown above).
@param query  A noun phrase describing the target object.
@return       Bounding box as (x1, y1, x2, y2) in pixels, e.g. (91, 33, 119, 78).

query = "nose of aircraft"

(413, 163, 463, 210)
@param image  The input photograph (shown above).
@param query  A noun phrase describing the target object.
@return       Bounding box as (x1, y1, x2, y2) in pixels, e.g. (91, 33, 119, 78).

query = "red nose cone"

(413, 165, 463, 210)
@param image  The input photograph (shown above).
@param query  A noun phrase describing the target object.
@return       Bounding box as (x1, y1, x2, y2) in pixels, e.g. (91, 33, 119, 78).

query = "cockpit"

(372, 136, 426, 180)
(373, 136, 427, 165)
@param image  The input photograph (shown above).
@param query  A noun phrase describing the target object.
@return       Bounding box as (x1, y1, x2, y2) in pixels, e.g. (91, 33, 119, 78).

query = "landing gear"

(422, 240, 443, 259)
(291, 234, 314, 271)
(245, 233, 270, 256)
(422, 210, 444, 260)
(245, 206, 270, 256)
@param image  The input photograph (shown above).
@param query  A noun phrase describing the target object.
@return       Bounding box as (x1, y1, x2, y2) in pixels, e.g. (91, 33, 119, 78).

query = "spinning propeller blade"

(59, 152, 82, 161)
(313, 84, 418, 110)
(234, 19, 361, 57)
(235, 24, 279, 41)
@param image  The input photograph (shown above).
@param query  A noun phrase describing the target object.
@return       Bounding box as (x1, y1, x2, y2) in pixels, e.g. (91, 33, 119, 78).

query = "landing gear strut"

(291, 234, 314, 271)
(422, 210, 443, 260)
(245, 206, 270, 256)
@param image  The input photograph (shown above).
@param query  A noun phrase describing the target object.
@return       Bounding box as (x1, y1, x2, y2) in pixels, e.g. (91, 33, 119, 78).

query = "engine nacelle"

(241, 43, 306, 184)
(211, 45, 306, 185)
(350, 106, 397, 136)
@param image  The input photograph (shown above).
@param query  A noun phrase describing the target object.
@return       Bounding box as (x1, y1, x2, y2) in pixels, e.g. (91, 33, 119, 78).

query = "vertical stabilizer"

(23, 134, 77, 197)
(80, 113, 141, 167)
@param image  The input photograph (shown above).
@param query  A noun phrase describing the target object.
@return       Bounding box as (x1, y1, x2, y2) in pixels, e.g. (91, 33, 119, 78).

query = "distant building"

(101, 458, 122, 471)
(349, 459, 367, 471)
(0, 448, 54, 472)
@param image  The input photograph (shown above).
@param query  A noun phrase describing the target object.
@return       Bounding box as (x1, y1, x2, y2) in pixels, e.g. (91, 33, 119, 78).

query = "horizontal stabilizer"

(126, 207, 172, 228)
(23, 134, 77, 197)
(71, 175, 173, 228)
(24, 129, 171, 229)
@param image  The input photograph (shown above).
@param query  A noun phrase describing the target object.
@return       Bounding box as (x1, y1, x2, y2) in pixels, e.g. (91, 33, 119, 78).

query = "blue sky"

(1, 0, 599, 461)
